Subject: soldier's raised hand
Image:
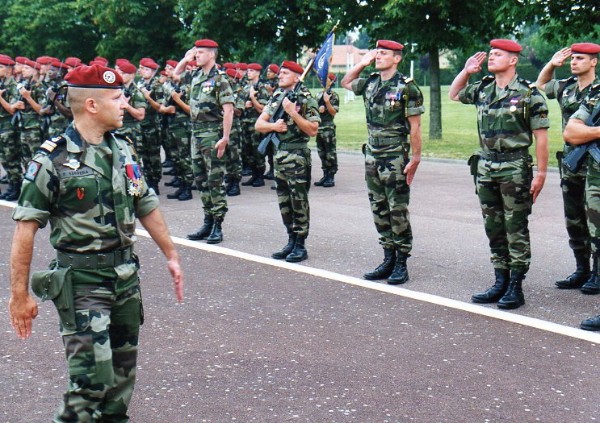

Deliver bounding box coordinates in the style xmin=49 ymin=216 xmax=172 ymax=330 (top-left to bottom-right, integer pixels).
xmin=464 ymin=52 xmax=487 ymax=74
xmin=551 ymin=48 xmax=572 ymax=67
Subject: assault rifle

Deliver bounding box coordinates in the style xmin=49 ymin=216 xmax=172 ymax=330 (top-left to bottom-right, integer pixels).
xmin=257 ymin=58 xmax=314 ymax=155
xmin=563 ymin=102 xmax=600 ymax=173
xmin=11 ymin=78 xmax=32 ymax=130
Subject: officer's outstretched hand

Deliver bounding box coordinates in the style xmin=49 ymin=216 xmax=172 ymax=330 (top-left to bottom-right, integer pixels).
xmin=403 ymin=157 xmax=421 ymax=186
xmin=530 ymin=172 xmax=546 ymax=203
xmin=9 ymin=293 xmax=38 ymax=339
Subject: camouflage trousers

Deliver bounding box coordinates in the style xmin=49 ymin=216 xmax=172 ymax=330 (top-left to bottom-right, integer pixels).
xmin=168 ymin=122 xmax=193 ymax=185
xmin=0 ymin=125 xmax=22 ymax=184
xmin=315 ymin=126 xmax=338 ymax=174
xmin=225 ymin=119 xmax=242 ymax=180
xmin=476 ymin=157 xmax=533 ymax=272
xmin=365 ymin=151 xmax=412 ymax=252
xmin=274 ymin=147 xmax=311 ymax=237
xmin=20 ymin=127 xmax=42 ymax=167
xmin=242 ymin=121 xmax=266 ymax=174
xmin=585 ymin=158 xmax=600 ymax=254
xmin=54 ymin=268 xmax=142 ymax=423
xmin=560 ymin=160 xmax=590 ymax=255
xmin=139 ymin=126 xmax=162 ymax=183
xmin=191 ymin=134 xmax=228 ymax=219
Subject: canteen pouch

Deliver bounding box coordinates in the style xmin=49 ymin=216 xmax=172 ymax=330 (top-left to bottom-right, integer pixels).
xmin=31 ymin=262 xmax=76 ymax=330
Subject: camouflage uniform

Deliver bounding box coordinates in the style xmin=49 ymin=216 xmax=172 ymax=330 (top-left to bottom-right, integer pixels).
xmin=139 ymin=77 xmax=164 ymax=187
xmin=225 ymin=75 xmax=244 ymax=185
xmin=12 ymin=124 xmax=159 ymax=422
xmin=18 ymin=79 xmax=47 ymax=166
xmin=240 ymin=80 xmax=271 ymax=181
xmin=459 ymin=74 xmax=550 ymax=273
xmin=263 ymin=85 xmax=320 ymax=238
xmin=114 ymin=83 xmax=146 ymax=151
xmin=546 ymin=75 xmax=599 ymax=285
xmin=351 ymin=72 xmax=425 ymax=253
xmin=315 ymin=89 xmax=340 ymax=177
xmin=0 ymin=77 xmax=22 ymax=193
xmin=189 ymin=65 xmax=234 ymax=220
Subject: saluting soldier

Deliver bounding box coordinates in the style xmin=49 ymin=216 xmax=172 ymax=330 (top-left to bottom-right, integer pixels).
xmin=314 ymin=72 xmax=340 ymax=188
xmin=174 ymin=39 xmax=234 ymax=244
xmin=449 ymin=39 xmax=550 ymax=309
xmin=8 ymin=63 xmax=183 ymax=422
xmin=341 ymin=40 xmax=424 ymax=285
xmin=536 ymin=42 xmax=600 ymax=291
xmin=256 ymin=60 xmax=321 ymax=262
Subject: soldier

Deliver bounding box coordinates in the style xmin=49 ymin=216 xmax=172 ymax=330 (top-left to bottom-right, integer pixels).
xmin=265 ymin=63 xmax=280 ymax=93
xmin=138 ymin=57 xmax=164 ymax=194
xmin=161 ymin=59 xmax=181 ymax=169
xmin=223 ymin=67 xmax=245 ymax=196
xmin=160 ymin=62 xmax=194 ymax=201
xmin=241 ymin=63 xmax=271 ymax=187
xmin=8 ymin=64 xmax=183 ymax=422
xmin=449 ymin=39 xmax=549 ymax=309
xmin=341 ymin=40 xmax=424 ymax=285
xmin=43 ymin=59 xmax=71 ymax=138
xmin=314 ymin=72 xmax=340 ymax=188
xmin=256 ymin=60 xmax=321 ymax=262
xmin=0 ymin=55 xmax=21 ymax=200
xmin=564 ymin=74 xmax=600 ymax=330
xmin=174 ymin=39 xmax=234 ymax=244
xmin=114 ymin=60 xmax=146 ymax=176
xmin=536 ymin=42 xmax=600 ymax=291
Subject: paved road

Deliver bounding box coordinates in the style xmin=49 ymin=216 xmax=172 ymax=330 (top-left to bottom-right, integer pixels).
xmin=1 ymin=153 xmax=599 ymax=422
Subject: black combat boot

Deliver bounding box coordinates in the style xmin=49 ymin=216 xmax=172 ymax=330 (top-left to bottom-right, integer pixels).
xmin=555 ymin=250 xmax=591 ymax=289
xmin=322 ymin=172 xmax=335 ymax=188
xmin=252 ymin=171 xmax=265 ymax=187
xmin=162 ymin=159 xmax=174 ymax=168
xmin=147 ymin=180 xmax=160 ymax=195
xmin=2 ymin=182 xmax=20 ymax=201
xmin=226 ymin=178 xmax=241 ymax=196
xmin=581 ymin=254 xmax=600 ymax=295
xmin=187 ymin=215 xmax=214 ymax=241
xmin=497 ymin=270 xmax=526 ymax=309
xmin=580 ymin=314 xmax=600 ymax=331
xmin=264 ymin=168 xmax=274 ymax=180
xmin=166 ymin=186 xmax=184 ymax=199
xmin=272 ymin=234 xmax=297 ymax=259
xmin=242 ymin=169 xmax=257 ymax=186
xmin=206 ymin=218 xmax=223 ymax=244
xmin=164 ymin=176 xmax=181 ymax=187
xmin=163 ymin=167 xmax=176 ymax=176
xmin=471 ymin=269 xmax=510 ymax=303
xmin=314 ymin=172 xmax=327 ymax=186
xmin=177 ymin=183 xmax=193 ymax=201
xmin=364 ymin=248 xmax=396 ymax=280
xmin=387 ymin=252 xmax=409 ymax=285
xmin=286 ymin=235 xmax=308 ymax=262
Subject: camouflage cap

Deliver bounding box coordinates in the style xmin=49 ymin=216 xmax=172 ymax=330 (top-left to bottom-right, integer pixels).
xmin=65 ymin=64 xmax=123 ymax=89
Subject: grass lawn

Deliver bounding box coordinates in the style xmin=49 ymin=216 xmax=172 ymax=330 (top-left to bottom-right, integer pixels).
xmin=324 ymin=85 xmax=563 ymax=168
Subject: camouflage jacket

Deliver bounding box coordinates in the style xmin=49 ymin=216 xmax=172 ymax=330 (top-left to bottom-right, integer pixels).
xmin=545 ymin=75 xmax=600 ymax=131
xmin=162 ymin=79 xmax=189 ymax=125
xmin=224 ymin=75 xmax=245 ymax=120
xmin=240 ymin=79 xmax=271 ymax=123
xmin=459 ymin=74 xmax=549 ymax=152
xmin=263 ymin=84 xmax=320 ymax=145
xmin=121 ymin=82 xmax=147 ymax=128
xmin=139 ymin=76 xmax=164 ymax=128
xmin=571 ymin=83 xmax=600 ymax=124
xmin=13 ymin=124 xmax=159 ymax=253
xmin=18 ymin=79 xmax=47 ymax=130
xmin=0 ymin=77 xmax=18 ymax=122
xmin=189 ymin=65 xmax=234 ymax=124
xmin=316 ymin=89 xmax=340 ymax=129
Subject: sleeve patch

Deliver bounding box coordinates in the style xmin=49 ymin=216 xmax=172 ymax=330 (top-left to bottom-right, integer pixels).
xmin=24 ymin=160 xmax=42 ymax=182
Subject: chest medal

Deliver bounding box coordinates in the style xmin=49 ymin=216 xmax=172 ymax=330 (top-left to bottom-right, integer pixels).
xmin=125 ymin=163 xmax=143 ymax=196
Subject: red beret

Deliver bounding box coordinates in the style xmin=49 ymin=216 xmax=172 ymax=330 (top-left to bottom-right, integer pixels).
xmin=490 ymin=39 xmax=522 ymax=53
xmin=281 ymin=60 xmax=303 ymax=75
xmin=64 ymin=57 xmax=82 ymax=68
xmin=118 ymin=61 xmax=137 ymax=74
xmin=160 ymin=70 xmax=167 ymax=77
xmin=225 ymin=68 xmax=238 ymax=79
xmin=115 ymin=58 xmax=129 ymax=68
xmin=571 ymin=43 xmax=600 ymax=55
xmin=89 ymin=60 xmax=105 ymax=66
xmin=166 ymin=59 xmax=179 ymax=68
xmin=36 ymin=56 xmax=54 ymax=65
xmin=236 ymin=63 xmax=248 ymax=71
xmin=223 ymin=62 xmax=235 ymax=69
xmin=65 ymin=65 xmax=123 ymax=89
xmin=94 ymin=56 xmax=109 ymax=66
xmin=247 ymin=63 xmax=262 ymax=71
xmin=51 ymin=59 xmax=68 ymax=69
xmin=139 ymin=57 xmax=159 ymax=70
xmin=0 ymin=55 xmax=15 ymax=66
xmin=25 ymin=59 xmax=40 ymax=70
xmin=377 ymin=40 xmax=404 ymax=51
xmin=328 ymin=72 xmax=337 ymax=81
xmin=15 ymin=56 xmax=29 ymax=65
xmin=268 ymin=64 xmax=280 ymax=73
xmin=194 ymin=39 xmax=218 ymax=48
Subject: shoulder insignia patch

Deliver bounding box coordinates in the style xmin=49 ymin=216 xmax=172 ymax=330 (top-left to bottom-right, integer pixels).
xmin=24 ymin=160 xmax=42 ymax=182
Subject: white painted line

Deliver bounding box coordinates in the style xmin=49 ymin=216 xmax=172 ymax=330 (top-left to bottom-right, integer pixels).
xmin=135 ymin=229 xmax=600 ymax=345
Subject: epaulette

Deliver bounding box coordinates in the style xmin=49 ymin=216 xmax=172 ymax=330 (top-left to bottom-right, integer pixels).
xmin=482 ymin=75 xmax=495 ymax=83
xmin=560 ymin=75 xmax=578 ymax=84
xmin=39 ymin=135 xmax=66 ymax=155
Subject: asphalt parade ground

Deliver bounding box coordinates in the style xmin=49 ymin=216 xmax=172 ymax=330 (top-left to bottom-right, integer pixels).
xmin=1 ymin=151 xmax=599 ymax=422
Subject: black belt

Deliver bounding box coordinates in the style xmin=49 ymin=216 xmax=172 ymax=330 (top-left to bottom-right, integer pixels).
xmin=480 ymin=149 xmax=528 ymax=162
xmin=56 ymin=247 xmax=134 ymax=269
xmin=368 ymin=136 xmax=406 ymax=147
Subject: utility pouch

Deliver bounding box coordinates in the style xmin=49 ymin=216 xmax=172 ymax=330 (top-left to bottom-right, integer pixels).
xmin=467 ymin=154 xmax=480 ymax=194
xmin=556 ymin=151 xmax=563 ymax=179
xmin=31 ymin=263 xmax=76 ymax=330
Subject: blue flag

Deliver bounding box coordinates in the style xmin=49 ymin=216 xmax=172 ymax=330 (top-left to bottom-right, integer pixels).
xmin=313 ymin=31 xmax=335 ymax=88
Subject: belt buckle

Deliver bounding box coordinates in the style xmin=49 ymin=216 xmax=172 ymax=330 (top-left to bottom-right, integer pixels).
xmin=97 ymin=253 xmax=108 ymax=267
